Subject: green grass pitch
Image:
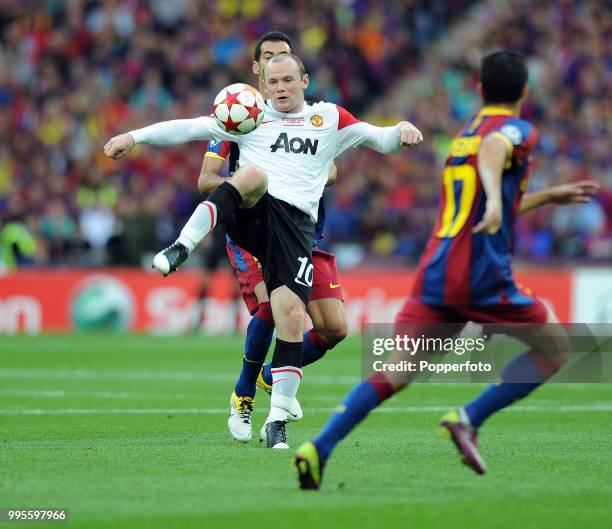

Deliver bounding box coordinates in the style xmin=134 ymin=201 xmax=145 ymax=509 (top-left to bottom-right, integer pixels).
xmin=1 ymin=335 xmax=611 ymax=528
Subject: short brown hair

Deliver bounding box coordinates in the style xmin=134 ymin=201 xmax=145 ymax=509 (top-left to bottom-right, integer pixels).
xmin=264 ymin=53 xmax=306 ymax=79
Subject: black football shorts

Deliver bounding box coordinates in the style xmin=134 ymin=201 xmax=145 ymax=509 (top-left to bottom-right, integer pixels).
xmin=225 ymin=193 xmax=315 ymax=307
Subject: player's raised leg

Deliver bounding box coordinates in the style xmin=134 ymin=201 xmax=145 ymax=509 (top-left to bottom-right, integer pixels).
xmin=153 ymin=165 xmax=267 ymax=276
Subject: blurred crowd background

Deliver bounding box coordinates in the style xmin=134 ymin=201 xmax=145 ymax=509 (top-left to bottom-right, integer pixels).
xmin=0 ymin=0 xmax=610 ymax=272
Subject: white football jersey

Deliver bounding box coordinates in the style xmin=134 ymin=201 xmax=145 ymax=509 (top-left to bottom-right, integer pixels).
xmin=130 ymin=101 xmax=402 ymax=222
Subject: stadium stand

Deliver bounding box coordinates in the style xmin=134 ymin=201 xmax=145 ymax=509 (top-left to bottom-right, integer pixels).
xmin=0 ymin=0 xmax=608 ymax=269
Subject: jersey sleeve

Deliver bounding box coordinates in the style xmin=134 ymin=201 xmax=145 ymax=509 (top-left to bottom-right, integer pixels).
xmin=489 ymin=119 xmax=538 ymax=165
xmin=130 ymin=116 xmax=239 ymax=146
xmin=337 ymin=105 xmax=361 ymax=129
xmin=334 ymin=105 xmax=401 ymax=156
xmin=204 ymin=139 xmax=233 ymax=161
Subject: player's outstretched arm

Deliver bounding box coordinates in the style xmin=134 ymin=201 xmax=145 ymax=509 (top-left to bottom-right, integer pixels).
xmin=473 ymin=134 xmax=507 ymax=235
xmin=104 ymin=117 xmax=231 ymax=159
xmin=519 ymin=180 xmax=600 ymax=214
xmin=335 ymin=107 xmax=423 ymax=156
xmin=355 ymin=120 xmax=422 ymax=153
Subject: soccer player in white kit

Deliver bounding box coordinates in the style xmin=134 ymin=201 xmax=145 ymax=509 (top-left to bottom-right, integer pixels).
xmin=104 ymin=53 xmax=423 ymax=448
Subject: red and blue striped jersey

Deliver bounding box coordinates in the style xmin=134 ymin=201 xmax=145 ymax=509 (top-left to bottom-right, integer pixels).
xmin=413 ymin=106 xmax=538 ymax=307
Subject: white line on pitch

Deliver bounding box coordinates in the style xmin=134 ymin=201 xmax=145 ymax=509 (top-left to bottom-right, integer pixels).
xmin=0 ymin=389 xmax=194 ymax=399
xmin=1 ymin=370 xmax=610 ymax=388
xmin=0 ymin=408 xmax=229 ymax=415
xmin=0 ymin=369 xmax=360 ymax=384
xmin=0 ymin=404 xmax=610 ymax=415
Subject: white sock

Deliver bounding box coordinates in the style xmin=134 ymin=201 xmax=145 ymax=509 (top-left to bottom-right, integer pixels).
xmin=177 ymin=201 xmax=217 ymax=252
xmin=267 ymin=367 xmax=302 ymax=423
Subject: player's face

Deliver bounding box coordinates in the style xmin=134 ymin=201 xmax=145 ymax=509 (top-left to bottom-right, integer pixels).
xmin=265 ymin=59 xmax=309 ymax=114
xmin=253 ymin=41 xmax=292 ymax=78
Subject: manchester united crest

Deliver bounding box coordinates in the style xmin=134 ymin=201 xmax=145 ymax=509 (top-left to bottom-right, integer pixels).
xmin=311 ymin=114 xmax=323 ymax=127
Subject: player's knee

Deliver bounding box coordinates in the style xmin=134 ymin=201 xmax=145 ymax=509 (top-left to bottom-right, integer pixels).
xmin=286 ymin=308 xmax=305 ymax=336
xmin=276 ymin=304 xmax=305 ymax=340
xmin=232 ymin=165 xmax=267 ymax=205
xmin=246 ymin=165 xmax=267 ymax=191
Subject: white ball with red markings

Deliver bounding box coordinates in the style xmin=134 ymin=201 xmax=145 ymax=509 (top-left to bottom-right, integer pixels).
xmin=213 ymin=83 xmax=266 ymax=135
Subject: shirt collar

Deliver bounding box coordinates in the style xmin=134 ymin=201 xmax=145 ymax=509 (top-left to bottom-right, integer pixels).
xmin=478 ymin=105 xmax=514 ymax=117
xmin=265 ymin=99 xmax=310 ymax=117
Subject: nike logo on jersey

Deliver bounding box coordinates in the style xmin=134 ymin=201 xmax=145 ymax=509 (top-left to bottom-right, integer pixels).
xmin=329 ymin=283 xmax=341 ymax=289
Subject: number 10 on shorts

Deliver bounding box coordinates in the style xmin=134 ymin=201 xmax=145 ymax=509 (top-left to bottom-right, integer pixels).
xmin=295 ymin=257 xmax=313 ymax=287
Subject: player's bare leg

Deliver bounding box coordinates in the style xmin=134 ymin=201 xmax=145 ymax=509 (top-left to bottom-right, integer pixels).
xmin=259 ymin=297 xmax=348 ymax=391
xmin=309 ymin=297 xmax=348 ymax=348
xmin=260 ymin=286 xmax=305 ymax=449
xmin=264 ymin=296 xmax=346 ymax=416
xmin=153 ymin=165 xmax=267 ymax=275
xmin=228 ymin=282 xmax=303 ymax=441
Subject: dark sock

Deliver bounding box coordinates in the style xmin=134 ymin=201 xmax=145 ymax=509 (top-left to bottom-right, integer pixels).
xmin=464 ymin=351 xmax=558 ymax=428
xmin=271 ymin=338 xmax=303 ymax=369
xmin=262 ymin=328 xmax=329 ymax=385
xmin=314 ymin=373 xmax=395 ymax=462
xmin=269 ymin=338 xmax=304 ymax=419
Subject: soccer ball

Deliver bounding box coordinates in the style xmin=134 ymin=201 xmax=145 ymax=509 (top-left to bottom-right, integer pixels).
xmin=212 ymin=83 xmax=265 ymax=135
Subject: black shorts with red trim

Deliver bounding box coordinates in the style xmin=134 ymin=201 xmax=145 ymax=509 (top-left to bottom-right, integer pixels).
xmin=225 ymin=193 xmax=315 ymax=307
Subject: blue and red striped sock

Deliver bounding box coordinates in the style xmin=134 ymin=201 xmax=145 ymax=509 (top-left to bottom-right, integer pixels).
xmin=464 ymin=351 xmax=558 ymax=428
xmin=313 ymin=373 xmax=395 ymax=463
xmin=234 ymin=302 xmax=274 ymax=398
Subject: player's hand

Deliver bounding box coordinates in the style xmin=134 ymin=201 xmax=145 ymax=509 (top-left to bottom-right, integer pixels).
xmin=326 ymin=163 xmax=338 ymax=187
xmin=547 ymin=180 xmax=600 ymax=205
xmin=398 ymin=121 xmax=423 ymax=148
xmin=473 ymin=199 xmax=502 ymax=235
xmin=104 ymin=133 xmax=136 ymax=159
